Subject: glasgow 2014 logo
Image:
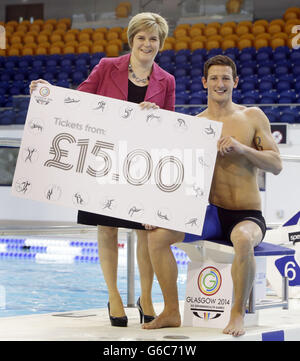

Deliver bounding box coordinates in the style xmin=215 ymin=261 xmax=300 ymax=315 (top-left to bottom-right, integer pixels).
xmin=198 ymin=266 xmax=222 ymax=296
xmin=39 ymin=87 xmax=50 ymax=97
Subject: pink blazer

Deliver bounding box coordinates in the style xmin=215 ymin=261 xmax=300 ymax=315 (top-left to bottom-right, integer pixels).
xmin=77 ymin=53 xmax=175 ymax=111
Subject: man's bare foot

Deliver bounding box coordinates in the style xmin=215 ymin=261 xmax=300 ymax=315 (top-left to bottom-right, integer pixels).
xmin=223 ymin=310 xmax=245 ymax=337
xmin=142 ymin=309 xmax=181 ymax=329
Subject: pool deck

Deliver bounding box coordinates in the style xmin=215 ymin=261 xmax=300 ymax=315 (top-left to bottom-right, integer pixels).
xmin=1 ymin=299 xmax=300 ymax=341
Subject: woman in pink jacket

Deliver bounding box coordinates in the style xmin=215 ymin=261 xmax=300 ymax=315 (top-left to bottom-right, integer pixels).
xmin=30 ymin=12 xmax=175 ymax=327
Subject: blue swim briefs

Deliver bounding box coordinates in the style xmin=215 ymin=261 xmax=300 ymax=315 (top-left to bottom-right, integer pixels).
xmin=183 ymin=204 xmax=266 ymax=243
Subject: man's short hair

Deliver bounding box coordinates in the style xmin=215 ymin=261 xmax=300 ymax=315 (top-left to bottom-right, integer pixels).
xmin=204 ymin=55 xmax=238 ymax=80
xmin=127 ymin=12 xmax=169 ymax=51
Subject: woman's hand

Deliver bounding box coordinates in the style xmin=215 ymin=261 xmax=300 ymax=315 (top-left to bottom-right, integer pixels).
xmin=139 ymin=102 xmax=159 ymax=110
xmin=29 ymin=79 xmax=51 ymax=95
xmin=142 ymin=224 xmax=157 ymax=230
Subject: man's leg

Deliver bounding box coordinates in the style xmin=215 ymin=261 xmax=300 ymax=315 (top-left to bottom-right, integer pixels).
xmin=142 ymin=228 xmax=185 ymax=329
xmin=223 ymin=220 xmax=263 ymax=337
xmin=136 ymin=229 xmax=155 ymax=317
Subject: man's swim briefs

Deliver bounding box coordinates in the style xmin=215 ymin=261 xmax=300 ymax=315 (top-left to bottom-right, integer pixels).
xmin=183 ymin=204 xmax=266 ymax=243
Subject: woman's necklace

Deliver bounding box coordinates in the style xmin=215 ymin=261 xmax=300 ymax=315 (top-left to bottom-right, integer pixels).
xmin=128 ymin=64 xmax=150 ymax=84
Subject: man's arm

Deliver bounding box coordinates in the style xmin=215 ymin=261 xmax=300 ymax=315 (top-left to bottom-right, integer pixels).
xmin=218 ymin=107 xmax=283 ymax=175
xmin=246 ymin=107 xmax=282 ymax=174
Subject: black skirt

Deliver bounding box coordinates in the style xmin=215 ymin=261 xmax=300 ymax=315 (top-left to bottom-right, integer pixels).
xmin=77 ymin=210 xmax=146 ymax=229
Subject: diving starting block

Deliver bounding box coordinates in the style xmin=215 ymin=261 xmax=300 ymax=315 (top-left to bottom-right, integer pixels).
xmin=264 ymin=211 xmax=300 ymax=298
xmin=175 ymin=239 xmax=295 ymax=329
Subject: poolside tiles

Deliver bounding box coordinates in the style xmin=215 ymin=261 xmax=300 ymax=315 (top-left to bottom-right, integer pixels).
xmin=0 ymin=300 xmax=300 ymax=341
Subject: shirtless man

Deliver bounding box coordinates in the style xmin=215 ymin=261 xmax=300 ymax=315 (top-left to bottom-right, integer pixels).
xmin=143 ymin=55 xmax=282 ymax=336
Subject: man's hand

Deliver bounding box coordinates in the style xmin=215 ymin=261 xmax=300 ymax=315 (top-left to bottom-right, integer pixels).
xmin=218 ymin=136 xmax=245 ymax=156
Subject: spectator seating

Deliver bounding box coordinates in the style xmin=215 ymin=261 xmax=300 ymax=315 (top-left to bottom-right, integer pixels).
xmin=0 ymin=7 xmax=300 ymax=124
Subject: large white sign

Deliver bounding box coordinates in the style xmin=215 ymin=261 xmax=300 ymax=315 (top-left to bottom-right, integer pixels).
xmin=183 ymin=261 xmax=233 ymax=328
xmin=12 ymin=85 xmax=222 ymax=235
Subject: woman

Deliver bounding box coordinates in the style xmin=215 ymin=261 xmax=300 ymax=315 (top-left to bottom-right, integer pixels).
xmin=30 ymin=12 xmax=175 ymax=327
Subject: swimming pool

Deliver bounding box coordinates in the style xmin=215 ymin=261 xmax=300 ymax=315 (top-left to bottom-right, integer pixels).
xmin=0 ymin=240 xmax=188 ymax=318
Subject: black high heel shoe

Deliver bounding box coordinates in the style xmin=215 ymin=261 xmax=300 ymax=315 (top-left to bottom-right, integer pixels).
xmin=107 ymin=302 xmax=128 ymax=327
xmin=136 ymin=297 xmax=155 ymax=324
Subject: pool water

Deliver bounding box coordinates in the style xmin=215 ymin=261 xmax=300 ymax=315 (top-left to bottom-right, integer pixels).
xmin=0 ymin=254 xmax=188 ymax=318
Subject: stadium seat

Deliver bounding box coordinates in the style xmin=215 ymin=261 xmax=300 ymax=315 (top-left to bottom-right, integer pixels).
xmin=190 ymin=67 xmax=202 ymax=78
xmin=223 ymin=50 xmax=237 ymax=62
xmin=159 ymin=54 xmax=173 ymax=68
xmin=274 ymin=64 xmax=290 ymax=77
xmin=174 ymin=106 xmax=187 ymax=115
xmin=280 ymin=107 xmax=299 ymax=123
xmin=72 ymin=71 xmax=85 ymax=85
xmin=273 ymin=51 xmax=288 ymax=63
xmin=257 ymin=46 xmax=273 ymax=56
xmin=260 ymin=90 xmax=278 ymax=104
xmin=12 ymin=96 xmax=30 ymax=111
xmin=0 ymin=73 xmax=11 ymax=82
xmin=57 ymin=71 xmax=69 ymax=81
xmin=207 ymin=48 xmax=223 ymax=57
xmin=263 ymin=106 xmax=280 ymax=122
xmin=90 ymin=52 xmax=105 ymax=66
xmin=240 ymin=80 xmax=256 ymax=92
xmin=176 ymin=82 xmax=188 ymax=93
xmin=174 ymin=68 xmax=189 ymax=78
xmin=75 ymin=57 xmax=88 ymax=68
xmin=42 ymin=72 xmax=55 ymax=83
xmin=15 ymin=109 xmax=28 ymax=124
xmin=292 ymin=64 xmax=300 ymax=76
xmin=105 ymin=44 xmax=119 ymax=57
xmin=256 ymin=51 xmax=272 ymax=64
xmin=9 ymin=85 xmax=23 ymax=96
xmin=159 ymin=62 xmax=175 ymax=74
xmin=175 ymin=51 xmax=190 ymax=61
xmin=276 ymin=80 xmax=293 ymax=92
xmin=0 ymin=109 xmax=15 ymax=125
xmin=190 ymin=81 xmax=203 ymax=93
xmin=278 ymin=89 xmax=297 ymax=103
xmin=0 ymin=95 xmax=6 ymax=107
xmin=240 ymin=66 xmax=255 ymax=77
xmin=189 ymin=91 xmax=207 ymax=105
xmin=241 ymin=90 xmax=259 ymax=104
xmin=291 ymin=51 xmax=300 ymax=63
xmin=232 ymin=89 xmax=242 ymax=104
xmin=236 ymin=24 xmax=250 ymax=37
xmin=258 ymin=79 xmax=273 ymax=92
xmin=33 ymin=58 xmax=44 ymax=68
xmin=239 ymin=52 xmax=253 ymax=62
xmin=294 ymin=76 xmax=300 ymax=92
xmin=192 ymin=48 xmax=207 ymax=57
xmin=56 ymin=79 xmax=70 ymax=88
xmin=238 ymin=59 xmax=256 ymax=71
xmin=257 ymin=65 xmax=273 ymax=77
xmin=190 ymin=40 xmax=205 ymax=52
xmin=176 ymin=92 xmax=190 ymax=105
xmin=271 ymin=37 xmax=286 ymax=49
xmin=224 ymin=46 xmax=239 ymax=57
xmin=277 ymin=73 xmax=295 ymax=83
xmin=191 ymin=54 xmax=205 ymax=67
